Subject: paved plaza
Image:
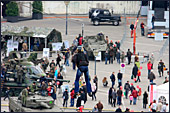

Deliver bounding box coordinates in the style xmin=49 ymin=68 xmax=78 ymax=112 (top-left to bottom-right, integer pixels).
xmin=1 ymin=15 xmax=169 ymax=112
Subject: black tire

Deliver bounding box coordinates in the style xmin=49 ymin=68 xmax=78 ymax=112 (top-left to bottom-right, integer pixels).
xmin=93 ymin=20 xmax=100 ymax=26
xmin=113 ymin=21 xmax=119 ymax=26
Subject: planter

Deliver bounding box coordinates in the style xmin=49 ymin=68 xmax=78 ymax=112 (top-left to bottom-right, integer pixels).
xmin=6 ymin=16 xmax=18 ymax=22
xmin=32 ymin=13 xmax=43 ymax=19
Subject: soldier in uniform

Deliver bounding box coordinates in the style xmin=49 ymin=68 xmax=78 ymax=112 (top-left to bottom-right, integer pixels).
xmin=17 ymin=65 xmax=24 ymax=83
xmin=30 ymin=82 xmax=38 ymax=93
xmin=21 ymin=86 xmax=30 ymax=107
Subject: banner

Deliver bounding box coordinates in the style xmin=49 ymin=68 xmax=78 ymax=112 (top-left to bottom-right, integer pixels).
xmin=7 ymin=47 xmax=14 ymax=57
xmin=7 ymin=40 xmax=13 ymax=48
xmin=64 ymin=41 xmax=69 ymax=49
xmin=120 ymin=63 xmax=126 ymax=73
xmin=52 ymin=43 xmax=62 ymax=51
xmin=43 ymin=48 xmax=49 ymax=58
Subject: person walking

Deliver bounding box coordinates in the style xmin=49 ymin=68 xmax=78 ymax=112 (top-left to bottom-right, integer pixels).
xmin=147 ymin=60 xmax=152 ymax=76
xmin=92 ymin=83 xmax=97 ymax=101
xmin=110 ymin=72 xmax=116 ymax=88
xmin=143 ymin=91 xmax=148 ymax=109
xmin=112 ymin=89 xmax=117 ymax=107
xmin=93 ymin=75 xmax=98 ymax=92
xmin=116 ymin=50 xmax=121 ymax=64
xmin=151 ymin=14 xmax=155 ymax=29
xmin=129 ymin=94 xmax=133 ymax=105
xmin=148 ymin=70 xmax=156 ymax=83
xmin=3 ymin=87 xmax=10 ymax=101
xmin=108 ymin=87 xmax=113 ymax=105
xmin=109 ymin=46 xmax=114 ymax=64
xmin=105 ymin=51 xmax=109 ymax=65
xmin=117 ymin=70 xmax=123 ymax=87
xmin=136 ymin=70 xmax=141 ymax=82
xmin=132 ymin=88 xmax=138 ymax=105
xmin=72 ymin=47 xmax=92 ymax=97
xmin=96 ymin=101 xmax=103 ymax=112
xmin=130 ymin=83 xmax=135 ymax=93
xmin=70 ymin=88 xmax=75 ymax=107
xmin=63 ymin=88 xmax=69 ymax=107
xmin=116 ymin=40 xmax=120 ymax=50
xmin=132 ymin=64 xmax=138 ymax=82
xmin=150 ymin=53 xmax=155 ymax=69
xmin=124 ymin=81 xmax=130 ymax=99
xmin=130 ymin=22 xmax=134 ymax=38
xmin=140 ymin=21 xmax=145 ymax=36
xmin=56 ymin=54 xmax=61 ymax=68
xmin=127 ymin=49 xmax=132 ymax=65
xmin=158 ymin=59 xmax=165 ymax=77
xmin=121 ymin=51 xmax=125 ymax=63
xmin=76 ymin=93 xmax=81 ymax=108
xmin=117 ymin=88 xmax=122 ymax=105
xmin=113 ymin=44 xmax=117 ymax=61
xmin=65 ymin=49 xmax=70 ymax=66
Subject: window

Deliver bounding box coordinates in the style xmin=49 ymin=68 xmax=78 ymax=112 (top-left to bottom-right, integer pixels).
xmin=103 ymin=11 xmax=110 ymax=15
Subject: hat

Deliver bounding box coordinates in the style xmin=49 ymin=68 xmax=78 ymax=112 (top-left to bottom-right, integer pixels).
xmin=131 ymin=83 xmax=133 ymax=85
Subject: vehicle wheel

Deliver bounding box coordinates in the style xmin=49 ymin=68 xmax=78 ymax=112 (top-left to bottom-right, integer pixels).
xmin=113 ymin=21 xmax=119 ymax=26
xmin=93 ymin=20 xmax=99 ymax=26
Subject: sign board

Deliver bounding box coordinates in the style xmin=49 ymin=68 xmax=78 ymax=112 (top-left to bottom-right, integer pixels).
xmin=64 ymin=41 xmax=69 ymax=49
xmin=149 ymin=83 xmax=157 ymax=104
xmin=155 ymin=33 xmax=163 ymax=41
xmin=7 ymin=40 xmax=13 ymax=48
xmin=43 ymin=48 xmax=49 ymax=58
xmin=120 ymin=63 xmax=126 ymax=73
xmin=52 ymin=43 xmax=62 ymax=51
xmin=7 ymin=47 xmax=14 ymax=57
xmin=95 ymin=52 xmax=101 ymax=61
xmin=13 ymin=41 xmax=18 ymax=50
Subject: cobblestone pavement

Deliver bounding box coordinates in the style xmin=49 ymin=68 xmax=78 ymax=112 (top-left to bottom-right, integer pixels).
xmin=1 ymin=15 xmax=169 ymax=112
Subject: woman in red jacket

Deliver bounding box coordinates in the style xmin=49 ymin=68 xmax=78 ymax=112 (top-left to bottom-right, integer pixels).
xmin=147 ymin=60 xmax=152 ymax=76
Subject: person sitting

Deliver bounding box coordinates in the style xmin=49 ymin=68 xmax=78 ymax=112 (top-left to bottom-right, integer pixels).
xmin=102 ymin=77 xmax=108 ymax=87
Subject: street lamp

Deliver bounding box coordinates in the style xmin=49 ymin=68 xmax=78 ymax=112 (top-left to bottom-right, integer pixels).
xmin=82 ymin=23 xmax=84 ymax=37
xmin=64 ymin=1 xmax=70 ymax=35
xmin=93 ymin=49 xmax=99 ymax=75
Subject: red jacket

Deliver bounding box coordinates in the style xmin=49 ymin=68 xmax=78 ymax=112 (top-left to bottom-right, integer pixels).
xmin=132 ymin=90 xmax=138 ymax=98
xmin=137 ymin=70 xmax=141 ymax=76
xmin=70 ymin=90 xmax=75 ymax=99
xmin=47 ymin=87 xmax=51 ymax=96
xmin=147 ymin=63 xmax=152 ymax=70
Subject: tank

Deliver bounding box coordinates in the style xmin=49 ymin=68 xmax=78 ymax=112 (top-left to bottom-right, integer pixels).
xmin=9 ymin=91 xmax=61 ymax=112
xmin=83 ymin=34 xmax=107 ymax=60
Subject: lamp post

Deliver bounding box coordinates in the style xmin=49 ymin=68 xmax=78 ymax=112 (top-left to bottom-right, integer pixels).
xmin=93 ymin=49 xmax=99 ymax=75
xmin=64 ymin=1 xmax=70 ymax=35
xmin=82 ymin=23 xmax=84 ymax=37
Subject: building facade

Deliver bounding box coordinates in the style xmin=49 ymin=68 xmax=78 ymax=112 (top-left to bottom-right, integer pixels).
xmin=2 ymin=1 xmax=141 ymax=17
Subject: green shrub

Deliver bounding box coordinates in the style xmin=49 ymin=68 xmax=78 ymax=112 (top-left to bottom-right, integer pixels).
xmin=32 ymin=1 xmax=43 ymax=13
xmin=5 ymin=2 xmax=19 ymax=16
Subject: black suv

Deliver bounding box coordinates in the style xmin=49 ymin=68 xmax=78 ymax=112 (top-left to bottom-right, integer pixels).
xmin=89 ymin=8 xmax=121 ymax=26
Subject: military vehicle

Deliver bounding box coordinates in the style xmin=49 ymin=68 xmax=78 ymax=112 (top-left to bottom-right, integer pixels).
xmin=9 ymin=91 xmax=61 ymax=112
xmin=1 ymin=51 xmax=70 ymax=96
xmin=83 ymin=34 xmax=107 ymax=60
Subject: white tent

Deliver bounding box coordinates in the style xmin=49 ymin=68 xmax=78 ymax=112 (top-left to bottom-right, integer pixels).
xmin=156 ymin=82 xmax=169 ymax=111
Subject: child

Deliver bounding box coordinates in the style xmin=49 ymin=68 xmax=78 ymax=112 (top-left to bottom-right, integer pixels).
xmin=129 ymin=94 xmax=133 ymax=105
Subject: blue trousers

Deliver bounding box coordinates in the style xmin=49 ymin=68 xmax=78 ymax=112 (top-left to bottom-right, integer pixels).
xmin=141 ymin=28 xmax=144 ymax=36
xmin=70 ymin=98 xmax=74 ymax=107
xmin=112 ymin=81 xmax=115 ymax=88
xmin=73 ymin=62 xmax=76 ymax=70
xmin=133 ymin=97 xmax=137 ymax=105
xmin=152 ymin=22 xmax=154 ymax=29
xmin=117 ymin=96 xmax=121 ymax=105
xmin=148 ymin=70 xmax=151 ymax=76
xmin=105 ymin=57 xmax=108 ymax=64
xmin=75 ymin=66 xmax=92 ymax=93
xmin=66 ymin=59 xmax=69 ymax=66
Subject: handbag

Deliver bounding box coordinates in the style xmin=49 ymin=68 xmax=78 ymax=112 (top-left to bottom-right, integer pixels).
xmin=131 ymin=75 xmax=134 ymax=79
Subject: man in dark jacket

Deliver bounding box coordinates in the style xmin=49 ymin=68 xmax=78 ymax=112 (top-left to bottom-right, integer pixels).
xmin=130 ymin=22 xmax=134 ymax=38
xmin=124 ymin=81 xmax=130 ymax=99
xmin=132 ymin=64 xmax=138 ymax=82
xmin=148 ymin=70 xmax=156 ymax=83
xmin=96 ymin=101 xmax=103 ymax=112
xmin=110 ymin=72 xmax=116 ymax=88
xmin=140 ymin=21 xmax=145 ymax=36
xmin=130 ymin=83 xmax=135 ymax=93
xmin=108 ymin=87 xmax=113 ymax=105
xmin=117 ymin=88 xmax=122 ymax=105
xmin=158 ymin=59 xmax=165 ymax=77
xmin=80 ymin=82 xmax=87 ymax=104
xmin=112 ymin=89 xmax=117 ymax=107
xmin=127 ymin=49 xmax=132 ymax=65
xmin=151 ymin=14 xmax=155 ymax=29
xmin=109 ymin=46 xmax=114 ymax=64
xmin=73 ymin=46 xmax=92 ymax=97
xmin=113 ymin=45 xmax=117 ymax=61
xmin=56 ymin=54 xmax=61 ymax=67
xmin=115 ymin=40 xmax=120 ymax=50
xmin=143 ymin=91 xmax=148 ymax=109
xmin=80 ymin=90 xmax=86 ymax=106
xmin=116 ymin=50 xmax=121 ymax=64
xmin=63 ymin=88 xmax=69 ymax=107
xmin=117 ymin=70 xmax=123 ymax=87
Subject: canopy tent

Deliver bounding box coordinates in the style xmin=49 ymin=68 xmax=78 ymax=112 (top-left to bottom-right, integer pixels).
xmin=156 ymin=82 xmax=169 ymax=111
xmin=1 ymin=24 xmax=62 ymax=53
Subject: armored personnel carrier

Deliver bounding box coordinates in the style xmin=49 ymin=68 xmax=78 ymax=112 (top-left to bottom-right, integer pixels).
xmin=9 ymin=91 xmax=61 ymax=112
xmin=83 ymin=34 xmax=107 ymax=60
